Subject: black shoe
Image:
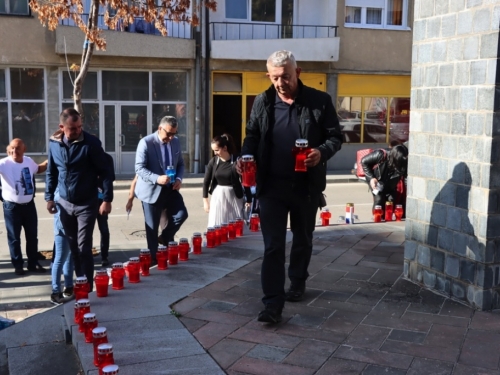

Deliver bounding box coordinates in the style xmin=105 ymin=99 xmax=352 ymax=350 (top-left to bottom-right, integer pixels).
xmin=62 ymin=287 xmax=74 ymax=298
xmin=286 ymin=283 xmax=306 ymax=302
xmin=257 ymin=305 xmax=283 ymax=324
xmin=101 ymin=258 xmax=110 ymax=267
xmin=27 ymin=264 xmax=47 ymax=273
xmin=37 ymin=252 xmax=47 ymax=260
xmin=50 ymin=292 xmax=72 ymax=305
xmin=14 ymin=267 xmax=25 ymax=276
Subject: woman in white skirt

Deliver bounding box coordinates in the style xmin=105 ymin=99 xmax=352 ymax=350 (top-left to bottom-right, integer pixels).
xmin=203 ymin=134 xmax=245 ymax=227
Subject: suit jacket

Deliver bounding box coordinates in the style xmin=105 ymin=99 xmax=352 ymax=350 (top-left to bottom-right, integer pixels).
xmin=134 ymin=132 xmax=185 ymax=204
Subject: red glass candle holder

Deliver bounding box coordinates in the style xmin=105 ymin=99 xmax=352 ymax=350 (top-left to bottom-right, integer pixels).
xmin=92 ymin=327 xmax=108 ymax=367
xmin=206 ymin=228 xmax=215 ymax=248
xmin=75 ymin=276 xmax=90 ymax=301
xmin=97 ymin=343 xmax=114 ymax=374
xmin=373 ymin=205 xmax=383 ymax=223
xmin=83 ymin=313 xmax=98 ymax=343
xmin=250 ymin=214 xmax=260 ymax=232
xmin=214 ymin=225 xmax=222 ymax=246
xmin=76 ymin=299 xmax=90 ymax=332
xmin=241 ymin=155 xmax=256 ymax=187
xmin=168 ymin=241 xmax=179 ymax=265
xmin=235 ymin=218 xmax=244 ymax=237
xmin=395 ymin=204 xmax=404 ymax=221
xmin=385 ymin=202 xmax=394 ymax=222
xmin=95 ymin=270 xmax=109 ymax=297
xmin=128 ymin=257 xmax=141 ymax=283
xmin=102 ymin=364 xmax=119 ymax=375
xmin=220 ymin=223 xmax=229 ymax=243
xmin=192 ymin=233 xmax=202 ymax=254
xmin=228 ymin=220 xmax=236 ymax=239
xmin=320 ymin=208 xmax=331 ymax=226
xmin=139 ymin=249 xmax=151 ymax=276
xmin=179 ymin=238 xmax=189 ymax=261
xmin=157 ymin=245 xmax=168 ymax=270
xmin=111 ymin=263 xmax=125 ymax=290
xmin=292 ymin=139 xmax=311 ymax=172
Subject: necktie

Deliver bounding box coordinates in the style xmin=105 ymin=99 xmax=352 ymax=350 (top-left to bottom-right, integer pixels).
xmin=164 ymin=143 xmax=170 ymax=168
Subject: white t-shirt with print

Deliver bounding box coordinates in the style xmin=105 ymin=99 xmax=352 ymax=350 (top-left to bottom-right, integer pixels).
xmin=0 ymin=156 xmax=38 ymax=204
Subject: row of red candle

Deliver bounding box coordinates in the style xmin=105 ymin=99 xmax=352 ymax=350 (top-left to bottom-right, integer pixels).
xmin=373 ymin=203 xmax=404 ymax=222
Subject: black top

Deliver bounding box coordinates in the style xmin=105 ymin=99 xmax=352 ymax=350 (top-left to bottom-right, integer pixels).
xmin=213 ymin=159 xmax=234 ymax=186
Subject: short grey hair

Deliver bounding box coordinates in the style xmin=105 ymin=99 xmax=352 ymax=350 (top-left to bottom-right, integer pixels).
xmin=159 ymin=116 xmax=178 ymax=128
xmin=266 ymin=50 xmax=297 ymax=68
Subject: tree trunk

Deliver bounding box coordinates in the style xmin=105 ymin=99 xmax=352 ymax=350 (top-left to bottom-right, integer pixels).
xmin=73 ymin=0 xmax=99 ymax=118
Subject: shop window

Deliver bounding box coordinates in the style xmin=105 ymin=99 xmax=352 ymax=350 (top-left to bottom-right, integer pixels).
xmin=152 ymin=72 xmax=187 ymax=102
xmin=225 ymin=0 xmax=277 ymax=23
xmin=62 ymin=72 xmax=98 ymax=100
xmin=0 ymin=102 xmax=8 ymax=151
xmin=0 ymin=70 xmax=5 ymax=98
xmin=11 ymin=103 xmax=45 ymax=152
xmin=102 ymin=71 xmax=148 ymax=101
xmin=10 ymin=68 xmax=44 ymax=100
xmin=345 ymin=0 xmax=408 ymax=29
xmin=388 ymin=97 xmax=410 ymax=145
xmin=0 ymin=0 xmax=29 ymax=15
xmin=226 ymin=0 xmax=247 ymax=19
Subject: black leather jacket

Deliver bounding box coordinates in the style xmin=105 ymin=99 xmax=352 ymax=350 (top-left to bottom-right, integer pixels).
xmin=361 ymin=149 xmax=405 ymax=191
xmin=241 ymin=80 xmax=343 ymax=196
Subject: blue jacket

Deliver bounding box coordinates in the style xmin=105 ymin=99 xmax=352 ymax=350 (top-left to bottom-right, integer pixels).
xmin=45 ymin=130 xmax=114 ymax=204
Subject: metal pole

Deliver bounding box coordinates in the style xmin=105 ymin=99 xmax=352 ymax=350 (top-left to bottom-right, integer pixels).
xmin=193 ymin=0 xmax=202 ymax=173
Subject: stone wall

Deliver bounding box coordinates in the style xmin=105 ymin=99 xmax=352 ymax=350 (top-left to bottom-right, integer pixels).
xmin=404 ymin=0 xmax=500 ymax=310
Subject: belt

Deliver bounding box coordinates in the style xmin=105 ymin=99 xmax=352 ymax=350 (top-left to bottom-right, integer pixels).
xmin=5 ymin=200 xmax=33 ymax=206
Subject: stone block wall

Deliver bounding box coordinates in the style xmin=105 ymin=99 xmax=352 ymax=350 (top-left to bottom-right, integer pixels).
xmin=404 ymin=0 xmax=500 ymax=310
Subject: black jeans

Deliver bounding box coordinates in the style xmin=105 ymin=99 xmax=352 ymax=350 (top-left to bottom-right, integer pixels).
xmin=57 ymin=197 xmax=99 ymax=290
xmin=97 ymin=200 xmax=110 ymax=260
xmin=258 ymin=180 xmax=319 ymax=308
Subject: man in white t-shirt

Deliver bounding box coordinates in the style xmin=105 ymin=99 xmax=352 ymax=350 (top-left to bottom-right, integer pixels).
xmin=0 ymin=138 xmax=48 ymax=275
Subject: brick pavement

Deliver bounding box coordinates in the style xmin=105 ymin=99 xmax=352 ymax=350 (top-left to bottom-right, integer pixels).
xmin=173 ymin=226 xmax=500 ymax=375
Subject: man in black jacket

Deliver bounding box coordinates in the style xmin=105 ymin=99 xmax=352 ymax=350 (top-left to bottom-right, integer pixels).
xmin=236 ymin=50 xmax=343 ymax=323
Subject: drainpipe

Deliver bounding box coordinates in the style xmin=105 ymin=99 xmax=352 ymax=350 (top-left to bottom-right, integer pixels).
xmin=193 ymin=0 xmax=202 ymax=174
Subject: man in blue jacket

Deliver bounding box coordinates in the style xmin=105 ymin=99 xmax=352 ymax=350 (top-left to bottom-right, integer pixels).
xmin=237 ymin=50 xmax=343 ymax=323
xmin=45 ymin=108 xmax=114 ymax=289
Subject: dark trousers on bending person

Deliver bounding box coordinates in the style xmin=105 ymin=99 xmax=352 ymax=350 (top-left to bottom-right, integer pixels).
xmin=57 ymin=197 xmax=99 ymax=290
xmin=142 ymin=186 xmax=188 ymax=260
xmin=3 ymin=200 xmax=38 ymax=269
xmin=258 ymin=180 xmax=319 ymax=309
xmin=97 ymin=200 xmax=110 ymax=260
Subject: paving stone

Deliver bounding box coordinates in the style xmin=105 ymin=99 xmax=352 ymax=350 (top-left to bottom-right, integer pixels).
xmin=317 ymin=285 xmax=359 ymax=301
xmin=407 ymin=357 xmax=453 ymax=375
xmin=363 ymin=313 xmax=431 ymax=332
xmin=230 ymin=356 xmax=314 ymax=375
xmin=453 ymin=363 xmax=500 ymax=375
xmin=388 ymin=329 xmax=427 ymax=343
xmin=285 ymin=301 xmax=335 ymax=319
xmin=193 ymin=321 xmax=240 ymax=349
xmin=344 ymin=325 xmax=391 ymax=350
xmin=380 ymin=340 xmax=459 ymax=362
xmin=201 ymin=300 xmax=238 ymax=312
xmin=282 ymin=339 xmax=338 ymax=369
xmin=403 ymin=311 xmax=469 ymax=327
xmin=288 ymin=314 xmax=327 ymax=328
xmin=363 ymin=255 xmax=390 ymax=263
xmin=172 ymin=296 xmax=209 ymax=315
xmin=190 ymin=288 xmax=250 ymax=304
xmin=309 ymin=269 xmax=347 ymax=284
xmin=362 ymin=365 xmax=406 ymax=375
xmin=334 ymin=252 xmax=366 ymax=265
xmin=470 ymin=311 xmax=500 ymax=331
xmin=321 ymin=311 xmax=366 ymax=335
xmin=228 ymin=327 xmax=302 ymax=349
xmin=407 ymin=289 xmax=446 ymax=314
xmin=205 ymin=276 xmax=247 ymax=292
xmin=439 ymin=299 xmax=473 ymax=318
xmin=343 ymin=272 xmax=373 ymax=281
xmin=185 ymin=308 xmax=253 ymax=326
xmin=226 ymin=285 xmax=263 ymax=299
xmin=348 ymin=287 xmax=388 ymax=306
xmin=310 ymin=299 xmax=372 ymax=314
xmin=358 ymin=261 xmax=403 ymax=271
xmin=371 ymin=300 xmax=410 ymax=318
xmin=317 ymin=247 xmax=350 ymax=259
xmin=276 ymin=323 xmax=348 ymax=344
xmin=228 ymin=297 xmax=262 ymax=318
xmin=179 ymin=316 xmax=208 ymax=333
xmin=326 ymin=263 xmax=378 ymax=275
xmin=316 ymin=357 xmax=366 ymax=375
xmin=423 ymin=324 xmax=467 ymax=348
xmin=333 ymin=345 xmax=413 ymax=369
xmin=459 ymin=329 xmax=500 ymax=369
xmin=246 ymin=344 xmax=292 ymax=362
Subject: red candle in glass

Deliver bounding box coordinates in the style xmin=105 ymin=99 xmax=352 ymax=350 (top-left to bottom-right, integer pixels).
xmin=92 ymin=327 xmax=108 ymax=366
xmin=179 ymin=238 xmax=189 ymax=261
xmin=192 ymin=232 xmax=202 ymax=254
xmin=83 ymin=313 xmax=98 ymax=343
xmin=373 ymin=205 xmax=383 ymax=223
xmin=76 ymin=299 xmax=90 ymax=332
xmin=235 ymin=218 xmax=244 ymax=237
xmin=206 ymin=228 xmax=215 ymax=248
xmin=228 ymin=220 xmax=236 ymax=239
xmin=385 ymin=202 xmax=394 ymax=222
xmin=241 ymin=155 xmax=256 ymax=187
xmin=168 ymin=241 xmax=179 ymax=265
xmin=220 ymin=223 xmax=229 ymax=243
xmin=128 ymin=257 xmax=141 ymax=283
xmin=75 ymin=276 xmax=90 ymax=301
xmin=214 ymin=225 xmax=222 ymax=246
xmin=250 ymin=214 xmax=260 ymax=232
xmin=111 ymin=263 xmax=125 ymax=290
xmin=157 ymin=245 xmax=168 ymax=270
xmin=97 ymin=343 xmax=114 ymax=375
xmin=320 ymin=208 xmax=331 ymax=226
xmin=139 ymin=249 xmax=151 ymax=276
xmin=394 ymin=204 xmax=404 ymax=221
xmin=102 ymin=364 xmax=119 ymax=375
xmin=292 ymin=139 xmax=311 ymax=172
xmin=95 ymin=269 xmax=109 ymax=297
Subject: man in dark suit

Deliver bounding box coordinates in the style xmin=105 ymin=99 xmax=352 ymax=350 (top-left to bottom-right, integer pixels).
xmin=134 ymin=116 xmax=188 ymax=261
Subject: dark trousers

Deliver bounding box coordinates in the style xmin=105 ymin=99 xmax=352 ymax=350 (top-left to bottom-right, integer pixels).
xmin=57 ymin=197 xmax=99 ymax=289
xmin=258 ymin=182 xmax=319 ymax=308
xmin=3 ymin=200 xmax=38 ymax=269
xmin=96 ymin=211 xmax=110 ymax=260
xmin=142 ymin=187 xmax=188 ymax=259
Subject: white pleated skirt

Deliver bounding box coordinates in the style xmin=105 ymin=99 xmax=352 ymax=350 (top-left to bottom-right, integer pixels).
xmin=208 ymin=185 xmax=245 ymax=227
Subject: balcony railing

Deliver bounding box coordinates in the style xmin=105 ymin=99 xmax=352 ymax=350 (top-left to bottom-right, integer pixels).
xmin=210 ymin=22 xmax=338 ymax=41
xmin=60 ymin=14 xmax=192 ymax=39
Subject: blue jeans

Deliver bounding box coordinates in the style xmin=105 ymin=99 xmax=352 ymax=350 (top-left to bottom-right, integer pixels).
xmin=3 ymin=200 xmax=38 ymax=269
xmin=51 ymin=210 xmax=74 ymax=294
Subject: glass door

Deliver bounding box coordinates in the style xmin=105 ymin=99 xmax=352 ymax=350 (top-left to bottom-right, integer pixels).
xmin=104 ymin=104 xmax=148 ymax=174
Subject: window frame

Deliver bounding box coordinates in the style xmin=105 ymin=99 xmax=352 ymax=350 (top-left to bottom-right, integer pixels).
xmin=225 ymin=0 xmax=283 ymax=25
xmin=344 ymin=0 xmax=409 ymax=31
xmin=0 ymin=0 xmax=31 ymax=16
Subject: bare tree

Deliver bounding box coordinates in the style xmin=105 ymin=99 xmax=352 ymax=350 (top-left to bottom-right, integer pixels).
xmin=29 ymin=0 xmax=217 ymax=114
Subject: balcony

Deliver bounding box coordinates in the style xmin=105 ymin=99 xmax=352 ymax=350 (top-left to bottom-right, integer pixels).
xmin=209 ymin=22 xmax=340 ymax=62
xmin=55 ymin=15 xmax=195 ymax=59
